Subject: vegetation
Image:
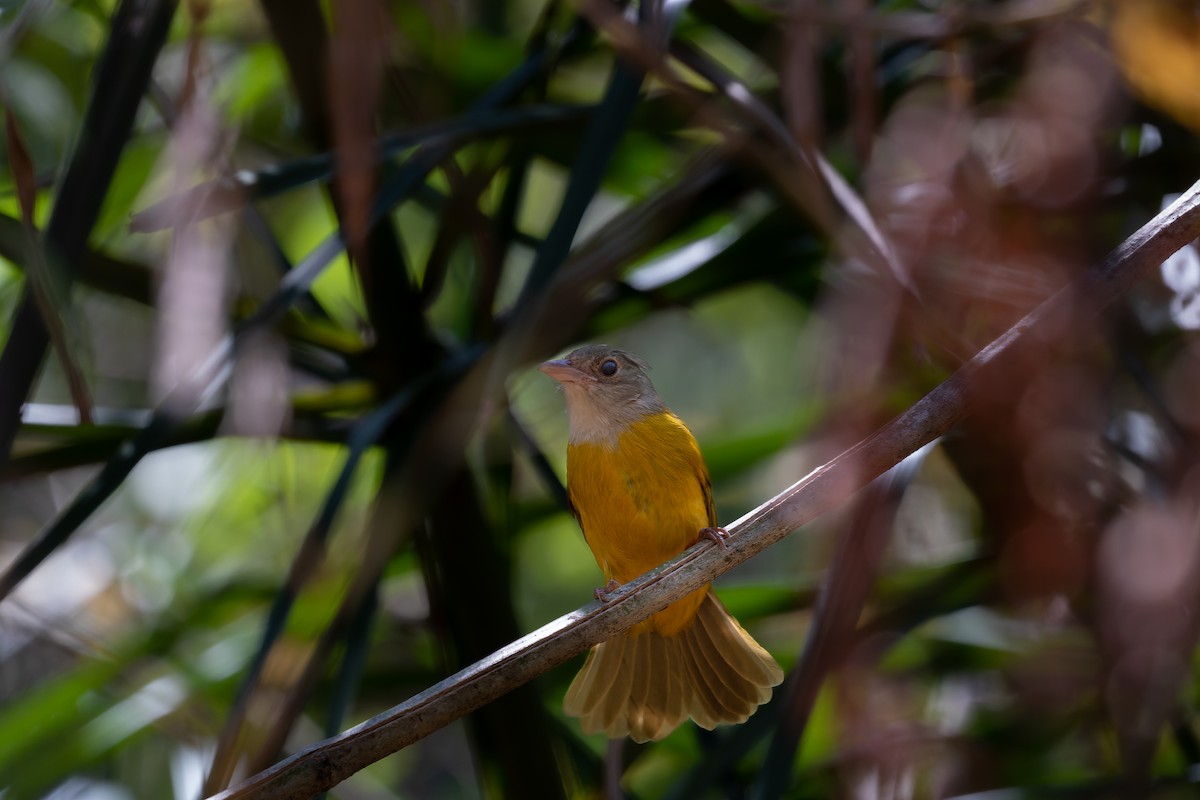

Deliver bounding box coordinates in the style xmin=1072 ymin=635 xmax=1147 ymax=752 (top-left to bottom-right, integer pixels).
xmin=2 ymin=0 xmax=1200 ymax=798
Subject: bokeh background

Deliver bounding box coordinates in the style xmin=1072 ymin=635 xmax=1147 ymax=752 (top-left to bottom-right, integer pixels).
xmin=2 ymin=0 xmax=1200 ymax=798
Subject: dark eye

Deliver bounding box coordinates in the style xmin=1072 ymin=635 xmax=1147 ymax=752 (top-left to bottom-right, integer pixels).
xmin=600 ymin=359 xmax=618 ymax=377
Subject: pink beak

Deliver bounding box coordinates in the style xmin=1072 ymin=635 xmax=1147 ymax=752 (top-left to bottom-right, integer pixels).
xmin=539 ymin=359 xmax=591 ymax=384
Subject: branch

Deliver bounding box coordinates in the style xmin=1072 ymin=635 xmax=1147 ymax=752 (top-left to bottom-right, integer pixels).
xmin=208 ymin=180 xmax=1200 ymax=800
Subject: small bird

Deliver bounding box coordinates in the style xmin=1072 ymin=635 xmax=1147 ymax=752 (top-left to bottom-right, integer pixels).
xmin=540 ymin=344 xmax=783 ymax=743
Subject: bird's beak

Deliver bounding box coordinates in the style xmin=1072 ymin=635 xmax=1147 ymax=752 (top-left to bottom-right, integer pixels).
xmin=539 ymin=359 xmax=590 ymax=384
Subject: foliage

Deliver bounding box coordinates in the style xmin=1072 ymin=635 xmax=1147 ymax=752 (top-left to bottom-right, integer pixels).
xmin=1 ymin=0 xmax=1200 ymax=798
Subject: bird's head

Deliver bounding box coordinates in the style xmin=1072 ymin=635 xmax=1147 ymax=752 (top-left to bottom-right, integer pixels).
xmin=539 ymin=345 xmax=667 ymax=444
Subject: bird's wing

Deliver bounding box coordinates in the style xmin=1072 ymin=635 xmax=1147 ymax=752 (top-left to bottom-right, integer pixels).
xmin=565 ymin=481 xmax=583 ymax=529
xmin=698 ymin=463 xmax=717 ymax=528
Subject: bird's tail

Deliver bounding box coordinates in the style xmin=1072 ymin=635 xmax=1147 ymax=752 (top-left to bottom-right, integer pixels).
xmin=564 ymin=591 xmax=783 ymax=743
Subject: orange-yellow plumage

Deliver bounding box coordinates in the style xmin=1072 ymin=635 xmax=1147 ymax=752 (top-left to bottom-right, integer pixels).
xmin=541 ymin=345 xmax=783 ymax=743
xmin=567 ymin=412 xmax=710 ymax=635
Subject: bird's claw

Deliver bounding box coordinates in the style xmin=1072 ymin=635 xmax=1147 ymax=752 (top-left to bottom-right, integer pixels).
xmin=594 ymin=579 xmax=621 ymax=602
xmin=698 ymin=526 xmax=730 ymax=549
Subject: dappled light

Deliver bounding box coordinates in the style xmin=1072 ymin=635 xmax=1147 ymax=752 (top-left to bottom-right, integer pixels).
xmin=1 ymin=1 xmax=1200 ymax=799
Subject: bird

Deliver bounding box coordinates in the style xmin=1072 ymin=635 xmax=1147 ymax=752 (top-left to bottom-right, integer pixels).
xmin=540 ymin=344 xmax=783 ymax=743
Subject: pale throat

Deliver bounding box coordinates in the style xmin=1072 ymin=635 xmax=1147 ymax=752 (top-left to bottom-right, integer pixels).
xmin=562 ymin=388 xmax=660 ymax=447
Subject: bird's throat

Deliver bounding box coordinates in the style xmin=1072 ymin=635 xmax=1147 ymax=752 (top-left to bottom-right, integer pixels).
xmin=562 ymin=389 xmax=663 ymax=447
xmin=564 ymin=394 xmax=628 ymax=447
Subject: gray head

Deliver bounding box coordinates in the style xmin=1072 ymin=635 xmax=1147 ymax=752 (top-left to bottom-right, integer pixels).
xmin=539 ymin=345 xmax=667 ymax=444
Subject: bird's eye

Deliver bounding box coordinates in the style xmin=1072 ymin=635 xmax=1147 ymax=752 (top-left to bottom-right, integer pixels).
xmin=600 ymin=359 xmax=618 ymax=377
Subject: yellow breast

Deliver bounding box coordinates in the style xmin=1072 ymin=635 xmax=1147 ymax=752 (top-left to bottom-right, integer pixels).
xmin=567 ymin=411 xmax=714 ymax=633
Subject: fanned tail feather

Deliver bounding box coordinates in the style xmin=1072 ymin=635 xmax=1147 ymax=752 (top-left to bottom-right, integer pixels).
xmin=565 ymin=591 xmax=783 ymax=742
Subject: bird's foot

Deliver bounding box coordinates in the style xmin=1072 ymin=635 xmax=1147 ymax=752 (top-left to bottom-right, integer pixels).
xmin=594 ymin=579 xmax=621 ymax=602
xmin=697 ymin=526 xmax=729 ymax=549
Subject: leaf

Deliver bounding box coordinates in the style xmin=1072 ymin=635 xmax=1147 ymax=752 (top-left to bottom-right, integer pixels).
xmin=128 ymin=104 xmax=593 ymax=232
xmin=0 ymin=88 xmax=94 ymax=425
xmin=2 ymin=95 xmax=36 ymax=223
xmin=328 ymin=0 xmax=389 ymax=253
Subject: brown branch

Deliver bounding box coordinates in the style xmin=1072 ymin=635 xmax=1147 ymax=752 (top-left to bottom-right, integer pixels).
xmin=207 ymin=180 xmax=1200 ymax=800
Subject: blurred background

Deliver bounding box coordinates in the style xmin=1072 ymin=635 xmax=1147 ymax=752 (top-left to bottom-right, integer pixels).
xmin=2 ymin=0 xmax=1200 ymax=797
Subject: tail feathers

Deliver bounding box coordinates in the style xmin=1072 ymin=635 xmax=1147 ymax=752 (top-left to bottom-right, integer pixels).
xmin=693 ymin=594 xmax=779 ymax=701
xmin=564 ymin=592 xmax=782 ymax=742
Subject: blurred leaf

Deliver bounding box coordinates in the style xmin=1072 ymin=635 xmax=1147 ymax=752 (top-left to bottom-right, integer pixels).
xmin=129 ymin=104 xmax=593 ymax=232
xmin=2 ymin=95 xmax=37 ymax=222
xmin=1112 ymin=2 xmax=1200 ymax=132
xmin=91 ymin=135 xmax=164 ymax=241
xmin=217 ymin=42 xmax=290 ymax=126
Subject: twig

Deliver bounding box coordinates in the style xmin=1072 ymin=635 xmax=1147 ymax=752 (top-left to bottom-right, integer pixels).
xmin=207 ymin=180 xmax=1200 ymax=800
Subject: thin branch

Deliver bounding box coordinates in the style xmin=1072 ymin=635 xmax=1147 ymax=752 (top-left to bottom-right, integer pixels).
xmin=207 ymin=180 xmax=1200 ymax=800
xmin=0 ymin=0 xmax=178 ymax=469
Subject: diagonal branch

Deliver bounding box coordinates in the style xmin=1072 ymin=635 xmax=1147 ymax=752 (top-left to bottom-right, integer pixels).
xmin=207 ymin=179 xmax=1200 ymax=800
